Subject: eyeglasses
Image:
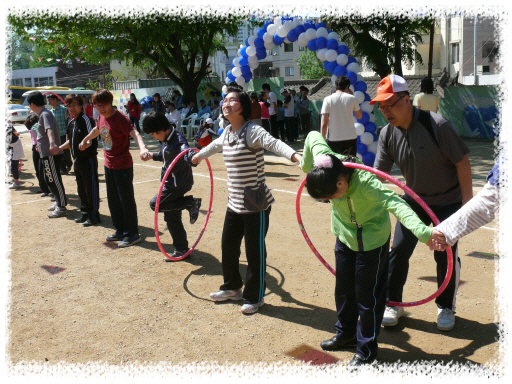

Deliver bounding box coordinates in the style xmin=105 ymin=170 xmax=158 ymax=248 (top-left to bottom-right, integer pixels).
xmin=66 ymin=104 xmax=81 ymax=109
xmin=223 ymin=98 xmax=240 ymax=105
xmin=94 ymin=104 xmax=108 ymax=109
xmin=377 ymin=95 xmax=406 ymax=112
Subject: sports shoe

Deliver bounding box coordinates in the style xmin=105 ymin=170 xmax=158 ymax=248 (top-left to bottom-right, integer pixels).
xmin=106 ymin=232 xmax=124 ymax=242
xmin=9 ymin=181 xmax=20 ymax=189
xmin=164 ymin=249 xmax=190 ymax=262
xmin=241 ymin=299 xmax=265 ymax=314
xmin=118 ymin=234 xmax=141 ymax=248
xmin=189 ymin=198 xmax=202 ymax=224
xmin=83 ymin=217 xmax=101 ymax=227
xmin=437 ymin=308 xmax=455 ymax=331
xmin=48 ymin=207 xmax=67 ymax=218
xmin=209 ymin=288 xmax=243 ymax=302
xmin=381 ymin=306 xmax=404 ymax=327
xmin=51 ymin=197 xmax=56 ymax=202
xmin=47 ymin=203 xmax=57 ymax=211
xmin=74 ymin=215 xmax=88 ymax=223
xmin=320 ymin=334 xmax=357 ymax=351
xmin=348 ymin=354 xmax=376 ymax=367
xmin=41 ymin=191 xmax=50 ymax=197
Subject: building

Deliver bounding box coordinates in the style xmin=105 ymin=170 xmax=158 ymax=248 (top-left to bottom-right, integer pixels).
xmin=55 ymin=59 xmax=109 ymax=89
xmin=9 ymin=67 xmax=58 ymax=87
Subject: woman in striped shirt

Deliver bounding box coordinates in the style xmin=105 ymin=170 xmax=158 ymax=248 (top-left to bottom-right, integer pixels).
xmin=191 ymin=84 xmax=302 ymax=314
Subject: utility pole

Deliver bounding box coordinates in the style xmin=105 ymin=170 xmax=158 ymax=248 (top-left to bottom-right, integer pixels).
xmin=474 ymin=15 xmax=478 ymax=85
xmin=102 ymin=63 xmax=106 ymax=88
xmin=428 ymin=21 xmax=435 ymax=78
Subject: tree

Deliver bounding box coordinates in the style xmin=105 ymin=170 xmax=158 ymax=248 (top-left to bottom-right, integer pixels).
xmin=295 ymin=48 xmax=329 ymax=80
xmin=8 ymin=8 xmax=246 ymax=102
xmin=29 ymin=45 xmax=59 ymax=69
xmin=7 ymin=34 xmax=34 ymax=70
xmin=325 ymin=13 xmax=433 ymax=78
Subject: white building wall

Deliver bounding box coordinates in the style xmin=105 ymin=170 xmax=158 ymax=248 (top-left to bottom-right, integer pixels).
xmin=10 ymin=67 xmax=58 ymax=87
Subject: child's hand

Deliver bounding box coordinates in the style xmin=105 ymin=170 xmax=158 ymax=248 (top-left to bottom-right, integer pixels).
xmin=141 ymin=152 xmax=152 ymax=161
xmin=79 ymin=139 xmax=91 ymax=151
xmin=427 ymin=228 xmax=448 ymax=251
xmin=191 ymin=154 xmax=202 ymax=165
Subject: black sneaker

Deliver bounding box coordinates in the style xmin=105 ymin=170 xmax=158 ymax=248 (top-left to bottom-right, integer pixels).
xmin=106 ymin=232 xmax=124 ymax=242
xmin=83 ymin=217 xmax=102 ymax=227
xmin=164 ymin=249 xmax=190 ymax=262
xmin=320 ymin=334 xmax=357 ymax=351
xmin=189 ymin=198 xmax=202 ymax=224
xmin=118 ymin=234 xmax=141 ymax=248
xmin=347 ymin=354 xmax=376 ymax=367
xmin=74 ymin=215 xmax=88 ymax=223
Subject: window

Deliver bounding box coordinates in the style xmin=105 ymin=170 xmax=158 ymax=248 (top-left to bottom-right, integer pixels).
xmin=10 ymin=78 xmax=23 ymax=86
xmin=66 ymin=62 xmax=73 ymax=68
xmin=451 ymin=43 xmax=459 ymax=64
xmin=34 ymin=77 xmax=54 ymax=87
xmin=284 ymin=43 xmax=293 ymax=52
xmin=24 ymin=78 xmax=32 ymax=87
xmin=285 ymin=67 xmax=294 ymax=76
xmin=482 ymin=41 xmax=498 ymax=62
xmin=272 ymin=46 xmax=279 ymax=55
xmin=299 ymin=46 xmax=305 ymax=51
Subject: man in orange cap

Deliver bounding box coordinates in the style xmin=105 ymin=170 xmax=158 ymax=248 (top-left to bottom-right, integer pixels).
xmin=371 ymin=74 xmax=473 ymax=332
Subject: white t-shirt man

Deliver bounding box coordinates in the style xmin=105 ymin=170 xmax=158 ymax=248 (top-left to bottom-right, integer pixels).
xmin=267 ymin=91 xmax=278 ymax=116
xmin=320 ymin=92 xmax=361 ymax=141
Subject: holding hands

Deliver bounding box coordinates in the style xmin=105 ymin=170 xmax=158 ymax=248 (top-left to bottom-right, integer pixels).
xmin=427 ymin=228 xmax=448 ymax=251
xmin=79 ymin=139 xmax=92 ymax=151
xmin=191 ymin=154 xmax=202 ymax=165
xmin=139 ymin=148 xmax=151 ymax=161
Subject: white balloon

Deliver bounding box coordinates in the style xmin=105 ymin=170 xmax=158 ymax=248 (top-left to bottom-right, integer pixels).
xmin=361 ymin=132 xmax=374 ymax=145
xmin=262 ymin=32 xmax=273 ymax=42
xmin=336 ymin=54 xmax=348 ymax=66
xmin=232 ymin=66 xmax=242 ymax=77
xmin=284 ymin=20 xmax=294 ymax=32
xmin=277 ymin=26 xmax=288 ymax=38
xmin=331 ymin=74 xmax=337 ymax=86
xmin=242 ymin=82 xmax=249 ymax=91
xmin=347 ymin=62 xmax=361 ymax=73
xmin=338 ymin=41 xmax=347 ymax=47
xmin=294 ymin=16 xmax=303 ymax=25
xmin=349 ymin=85 xmax=355 ymax=93
xmin=368 ymin=141 xmax=378 ymax=154
xmin=327 ymin=32 xmax=339 ymax=41
xmin=248 ymin=36 xmax=257 ymax=46
xmin=225 ymin=77 xmax=230 ymax=84
xmin=316 ymin=48 xmax=328 ymax=61
xmin=235 ymin=76 xmax=246 ymax=86
xmin=297 ymin=35 xmax=308 ymax=47
xmin=264 ymin=40 xmax=275 ymax=50
xmin=274 ymin=18 xmax=282 ymax=27
xmin=369 ymin=114 xmax=376 ymax=123
xmin=248 ymin=54 xmax=259 ymax=64
xmin=354 ymin=91 xmax=365 ymax=104
xmin=315 ymin=27 xmax=328 ymax=38
xmin=360 ymin=101 xmax=373 ymax=114
xmin=355 ymin=123 xmax=365 ymax=136
xmin=305 ymin=28 xmax=317 ymax=41
xmin=357 ymin=74 xmax=364 ymax=83
xmin=353 ymin=115 xmax=358 ymax=124
xmin=291 ymin=18 xmax=299 ymax=28
xmin=284 ymin=37 xmax=291 ymax=44
xmin=233 ymin=57 xmax=241 ymax=67
xmin=325 ymin=49 xmax=338 ymax=62
xmin=254 ymin=27 xmax=260 ymax=36
xmin=267 ymin=24 xmax=277 ymax=35
xmin=222 ymin=85 xmax=228 ymax=93
xmin=356 ymin=153 xmax=363 ymax=162
xmin=249 ymin=61 xmax=259 ymax=69
xmin=246 ymin=45 xmax=257 ymax=56
xmin=237 ymin=49 xmax=241 ymax=56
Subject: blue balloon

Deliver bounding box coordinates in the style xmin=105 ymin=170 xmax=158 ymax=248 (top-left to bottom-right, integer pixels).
xmin=337 ymin=45 xmax=350 ymax=55
xmin=357 ymin=136 xmax=361 ymax=145
xmin=357 ymin=111 xmax=370 ymax=125
xmin=334 ymin=65 xmax=347 ymax=77
xmin=303 ymin=22 xmax=315 ymax=31
xmin=273 ymin=33 xmax=286 ymax=45
xmin=256 ymin=47 xmax=266 ymax=56
xmin=315 ymin=22 xmax=327 ymax=30
xmin=263 ymin=21 xmax=272 ymax=31
xmin=363 ymin=152 xmax=376 ymax=166
xmin=373 ymin=132 xmax=378 ymax=141
xmin=307 ymin=39 xmax=318 ymax=51
xmin=357 ymin=143 xmax=368 ymax=155
xmin=295 ymin=25 xmax=305 ymax=35
xmin=230 ymin=63 xmax=235 ymax=69
xmin=217 ymin=128 xmax=224 ymax=136
xmin=287 ymin=30 xmax=298 ymax=42
xmin=241 ymin=65 xmax=251 ymax=75
xmin=316 ymin=36 xmax=327 ymax=49
xmin=347 ymin=56 xmax=357 ymax=65
xmin=326 ymin=39 xmax=338 ymax=50
xmin=245 ymin=38 xmax=249 ymax=47
xmin=256 ymin=49 xmax=267 ymax=60
xmin=257 ymin=28 xmax=265 ymax=39
xmin=238 ymin=56 xmax=249 ymax=67
xmin=354 ymin=81 xmax=367 ymax=93
xmin=346 ymin=71 xmax=357 ymax=85
xmin=227 ymin=70 xmax=236 ymax=81
xmin=364 ymin=92 xmax=371 ymax=102
xmin=364 ymin=122 xmax=377 ymax=134
xmin=243 ymin=72 xmax=252 ymax=82
xmin=254 ymin=38 xmax=265 ymax=49
xmin=221 ymin=92 xmax=226 ymax=99
xmin=326 ymin=61 xmax=338 ymax=74
xmin=240 ymin=46 xmax=248 ymax=57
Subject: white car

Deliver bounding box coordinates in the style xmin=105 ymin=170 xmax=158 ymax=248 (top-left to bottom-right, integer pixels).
xmin=7 ymin=104 xmax=30 ymax=123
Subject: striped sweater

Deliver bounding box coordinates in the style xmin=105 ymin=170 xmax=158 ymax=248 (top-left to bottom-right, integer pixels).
xmin=199 ymin=121 xmax=296 ymax=214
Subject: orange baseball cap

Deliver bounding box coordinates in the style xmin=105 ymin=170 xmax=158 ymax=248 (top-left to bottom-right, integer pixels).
xmin=370 ymin=74 xmax=408 ymax=105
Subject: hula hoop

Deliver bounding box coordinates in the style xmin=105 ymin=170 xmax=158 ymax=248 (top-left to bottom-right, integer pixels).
xmin=154 ymin=148 xmax=213 ymax=261
xmin=296 ymin=162 xmax=453 ymax=308
xmin=42 ymin=92 xmax=66 ymax=104
xmin=18 ymin=160 xmax=22 ymax=171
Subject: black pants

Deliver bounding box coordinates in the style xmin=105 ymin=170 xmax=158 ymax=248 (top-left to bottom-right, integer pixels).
xmin=387 ymin=195 xmax=462 ymax=310
xmin=41 ymin=155 xmax=67 ymax=208
xmin=33 ymin=146 xmax=49 ymax=193
xmin=74 ymin=157 xmax=100 ymax=221
xmin=149 ymin=187 xmax=194 ymax=252
xmin=285 ymin=117 xmax=298 ymax=142
xmin=104 ymin=166 xmax=138 ymax=237
xmin=220 ymin=207 xmax=271 ymax=304
xmin=11 ymin=160 xmax=19 ymax=180
xmin=299 ymin=112 xmax=311 ymax=137
xmin=327 ymin=139 xmax=357 ymax=157
xmin=334 ymin=237 xmax=390 ymax=361
xmin=269 ymin=114 xmax=279 ymax=139
xmin=276 ymin=120 xmax=286 ymax=141
xmin=130 ymin=116 xmax=140 ymax=133
xmin=261 ymin=119 xmax=270 ymax=133
xmin=60 ymin=135 xmax=73 ymax=172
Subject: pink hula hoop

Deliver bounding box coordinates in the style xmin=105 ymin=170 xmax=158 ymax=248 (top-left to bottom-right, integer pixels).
xmin=18 ymin=160 xmax=23 ymax=171
xmin=42 ymin=92 xmax=66 ymax=104
xmin=154 ymin=148 xmax=213 ymax=261
xmin=296 ymin=162 xmax=453 ymax=308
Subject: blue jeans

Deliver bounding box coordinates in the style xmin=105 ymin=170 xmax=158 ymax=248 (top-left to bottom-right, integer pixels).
xmin=104 ymin=166 xmax=138 ymax=237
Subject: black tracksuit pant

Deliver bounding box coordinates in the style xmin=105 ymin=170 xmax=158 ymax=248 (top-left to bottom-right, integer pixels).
xmin=41 ymin=154 xmax=67 ymax=208
xmin=74 ymin=157 xmax=100 ymax=221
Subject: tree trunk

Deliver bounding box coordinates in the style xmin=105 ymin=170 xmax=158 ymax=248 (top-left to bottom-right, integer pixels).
xmin=393 ymin=23 xmax=403 ymax=76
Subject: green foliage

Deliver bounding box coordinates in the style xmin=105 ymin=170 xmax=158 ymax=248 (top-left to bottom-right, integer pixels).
xmin=29 ymin=45 xmax=59 ymax=68
xmin=7 ymin=34 xmax=34 ymax=70
xmin=295 ymin=49 xmax=329 ymax=80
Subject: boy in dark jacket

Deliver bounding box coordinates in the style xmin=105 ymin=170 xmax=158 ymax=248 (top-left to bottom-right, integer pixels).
xmin=142 ymin=111 xmax=201 ymax=259
xmin=59 ymin=94 xmax=100 ymax=226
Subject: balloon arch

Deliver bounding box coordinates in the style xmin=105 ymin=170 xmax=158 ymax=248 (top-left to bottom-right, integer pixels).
xmin=224 ymin=17 xmax=378 ymax=166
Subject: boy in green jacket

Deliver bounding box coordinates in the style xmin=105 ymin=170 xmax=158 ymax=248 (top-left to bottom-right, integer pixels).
xmin=300 ymin=131 xmax=443 ymax=367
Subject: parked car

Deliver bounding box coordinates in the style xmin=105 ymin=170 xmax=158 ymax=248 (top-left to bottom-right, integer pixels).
xmin=7 ymin=104 xmax=30 ymax=122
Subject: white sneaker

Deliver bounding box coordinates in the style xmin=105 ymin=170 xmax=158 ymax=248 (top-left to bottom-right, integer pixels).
xmin=381 ymin=306 xmax=404 ymax=327
xmin=8 ymin=182 xmax=20 ymax=189
xmin=209 ymin=289 xmax=243 ymax=302
xmin=47 ymin=203 xmax=57 ymax=211
xmin=437 ymin=308 xmax=455 ymax=331
xmin=241 ymin=299 xmax=264 ymax=314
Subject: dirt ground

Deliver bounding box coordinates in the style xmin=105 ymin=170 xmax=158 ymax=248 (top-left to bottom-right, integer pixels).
xmin=5 ymin=130 xmax=501 ymax=376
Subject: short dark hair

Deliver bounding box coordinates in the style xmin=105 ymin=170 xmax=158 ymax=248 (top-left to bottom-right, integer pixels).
xmin=65 ymin=94 xmax=84 ymax=106
xmin=250 ymin=92 xmax=258 ymax=100
xmin=262 ymin=83 xmax=271 ymax=91
xmin=420 ymin=77 xmax=434 ymax=94
xmin=24 ymin=113 xmax=39 ymax=129
xmin=213 ymin=100 xmax=220 ymax=106
xmin=210 ymin=91 xmax=215 ymax=96
xmin=190 ymin=100 xmax=196 ymax=105
xmin=142 ymin=111 xmax=172 ymax=134
xmin=26 ymin=91 xmax=45 ymax=107
xmin=277 ymin=100 xmax=283 ymax=107
xmin=200 ymin=99 xmax=205 ymax=104
xmin=306 ymin=154 xmax=355 ymax=199
xmin=395 ymin=90 xmax=410 ymax=98
xmin=215 ymin=91 xmax=221 ymax=97
xmin=335 ymin=76 xmax=351 ymax=91
xmin=92 ymin=89 xmax=113 ymax=105
xmin=302 ymin=87 xmax=309 ymax=93
xmin=226 ymin=84 xmax=252 ymax=121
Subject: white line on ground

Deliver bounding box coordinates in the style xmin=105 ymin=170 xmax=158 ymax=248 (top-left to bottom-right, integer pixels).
xmin=482 ymin=226 xmax=498 ymax=231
